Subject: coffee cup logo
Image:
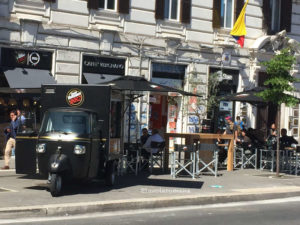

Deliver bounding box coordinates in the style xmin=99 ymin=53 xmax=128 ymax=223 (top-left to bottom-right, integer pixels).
xmin=66 ymin=89 xmax=84 ymax=107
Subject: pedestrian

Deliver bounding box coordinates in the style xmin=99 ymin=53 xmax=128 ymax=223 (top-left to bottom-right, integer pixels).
xmin=223 ymin=116 xmax=236 ymax=135
xmin=16 ymin=109 xmax=26 ymax=125
xmin=1 ymin=110 xmax=20 ymax=170
xmin=234 ymin=116 xmax=244 ymax=130
xmin=279 ymin=128 xmax=298 ymax=150
xmin=266 ymin=123 xmax=277 ymax=150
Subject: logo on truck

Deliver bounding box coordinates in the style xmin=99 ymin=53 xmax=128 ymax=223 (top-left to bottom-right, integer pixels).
xmin=66 ymin=89 xmax=84 ymax=107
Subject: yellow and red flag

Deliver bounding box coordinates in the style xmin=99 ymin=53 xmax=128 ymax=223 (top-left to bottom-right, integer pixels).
xmin=230 ymin=0 xmax=249 ymax=48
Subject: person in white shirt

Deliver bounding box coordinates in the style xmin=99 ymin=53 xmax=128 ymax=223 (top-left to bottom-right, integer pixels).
xmin=143 ymin=129 xmax=164 ymax=154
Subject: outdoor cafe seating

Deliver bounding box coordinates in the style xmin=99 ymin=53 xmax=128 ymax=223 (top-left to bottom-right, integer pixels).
xmin=195 ymin=143 xmax=219 ymax=177
xmin=148 ymin=141 xmax=165 ymax=173
xmin=170 ymin=143 xmax=198 ymax=179
xmin=234 ymin=145 xmax=258 ymax=169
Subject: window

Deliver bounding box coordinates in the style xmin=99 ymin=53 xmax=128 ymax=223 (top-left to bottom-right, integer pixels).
xmin=263 ymin=0 xmax=292 ymax=34
xmin=155 ymin=0 xmax=191 ymax=24
xmin=213 ymin=0 xmax=244 ymax=29
xmin=221 ymin=0 xmax=234 ymax=28
xmin=270 ymin=0 xmax=281 ymax=32
xmin=99 ymin=0 xmax=116 ymax=10
xmin=87 ymin=0 xmax=129 ymax=14
xmin=164 ymin=0 xmax=180 ymax=20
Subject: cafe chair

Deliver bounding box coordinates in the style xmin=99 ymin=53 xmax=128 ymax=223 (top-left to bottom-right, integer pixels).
xmin=123 ymin=143 xmax=140 ymax=176
xmin=195 ymin=143 xmax=219 ymax=177
xmin=259 ymin=148 xmax=285 ymax=172
xmin=149 ymin=141 xmax=165 ymax=173
xmin=234 ymin=144 xmax=258 ymax=169
xmin=171 ymin=144 xmax=198 ymax=179
xmin=286 ymin=146 xmax=300 ymax=175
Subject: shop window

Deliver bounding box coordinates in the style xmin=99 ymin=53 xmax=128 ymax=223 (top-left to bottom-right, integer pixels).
xmin=263 ymin=0 xmax=292 ymax=34
xmin=152 ymin=63 xmax=186 ymax=89
xmin=213 ymin=0 xmax=244 ymax=29
xmin=155 ymin=0 xmax=191 ymax=24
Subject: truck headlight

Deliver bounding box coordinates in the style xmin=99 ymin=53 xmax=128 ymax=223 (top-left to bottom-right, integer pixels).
xmin=74 ymin=145 xmax=86 ymax=155
xmin=36 ymin=143 xmax=46 ymax=153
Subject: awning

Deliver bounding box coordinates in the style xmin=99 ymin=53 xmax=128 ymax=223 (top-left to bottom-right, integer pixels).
xmin=3 ymin=68 xmax=56 ymax=89
xmin=83 ymin=73 xmax=121 ymax=84
xmin=102 ymin=75 xmax=201 ymax=97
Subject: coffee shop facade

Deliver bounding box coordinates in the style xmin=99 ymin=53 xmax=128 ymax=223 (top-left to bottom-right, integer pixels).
xmin=1 ymin=0 xmax=300 ymax=145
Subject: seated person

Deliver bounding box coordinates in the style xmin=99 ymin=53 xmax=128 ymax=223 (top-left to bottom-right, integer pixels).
xmin=279 ymin=128 xmax=298 ymax=150
xmin=236 ymin=129 xmax=252 ymax=148
xmin=140 ymin=128 xmax=151 ymax=159
xmin=140 ymin=128 xmax=150 ymax=145
xmin=143 ymin=129 xmax=164 ymax=154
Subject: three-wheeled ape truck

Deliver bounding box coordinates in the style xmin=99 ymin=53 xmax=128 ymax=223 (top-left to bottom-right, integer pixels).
xmin=15 ymin=84 xmax=123 ymax=196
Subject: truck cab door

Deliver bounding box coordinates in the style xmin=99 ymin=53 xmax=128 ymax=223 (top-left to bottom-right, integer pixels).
xmin=15 ymin=115 xmax=38 ymax=174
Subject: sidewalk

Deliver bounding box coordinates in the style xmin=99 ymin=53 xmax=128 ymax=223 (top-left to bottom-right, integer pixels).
xmin=1 ymin=159 xmax=300 ymax=218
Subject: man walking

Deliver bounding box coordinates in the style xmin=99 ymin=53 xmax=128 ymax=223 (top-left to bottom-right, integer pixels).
xmin=2 ymin=110 xmax=20 ymax=170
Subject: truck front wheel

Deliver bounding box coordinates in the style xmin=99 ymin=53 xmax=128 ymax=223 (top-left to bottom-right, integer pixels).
xmin=49 ymin=173 xmax=62 ymax=197
xmin=105 ymin=161 xmax=116 ymax=186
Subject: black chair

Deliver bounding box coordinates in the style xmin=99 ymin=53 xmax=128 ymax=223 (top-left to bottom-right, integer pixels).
xmin=149 ymin=141 xmax=165 ymax=173
xmin=122 ymin=143 xmax=140 ymax=175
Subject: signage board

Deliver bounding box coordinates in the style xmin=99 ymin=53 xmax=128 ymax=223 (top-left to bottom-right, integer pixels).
xmin=1 ymin=48 xmax=52 ymax=70
xmin=82 ymin=55 xmax=125 ymax=75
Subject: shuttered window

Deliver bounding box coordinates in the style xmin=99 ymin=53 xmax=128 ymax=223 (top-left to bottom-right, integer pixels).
xmin=180 ymin=0 xmax=191 ymax=24
xmin=118 ymin=0 xmax=130 ymax=14
xmin=155 ymin=0 xmax=165 ymax=20
xmin=213 ymin=0 xmax=221 ymax=28
xmin=263 ymin=0 xmax=292 ymax=34
xmin=87 ymin=0 xmax=99 ymax=10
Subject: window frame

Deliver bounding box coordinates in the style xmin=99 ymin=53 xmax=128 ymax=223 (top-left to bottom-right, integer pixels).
xmin=99 ymin=0 xmax=117 ymax=11
xmin=221 ymin=0 xmax=235 ymax=29
xmin=164 ymin=0 xmax=181 ymax=21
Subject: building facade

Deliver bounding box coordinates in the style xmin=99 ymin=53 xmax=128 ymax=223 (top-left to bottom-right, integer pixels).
xmin=0 ymin=0 xmax=300 ymax=143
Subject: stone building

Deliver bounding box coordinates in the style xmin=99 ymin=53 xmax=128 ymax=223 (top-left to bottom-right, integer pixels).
xmin=0 ymin=0 xmax=300 ymax=143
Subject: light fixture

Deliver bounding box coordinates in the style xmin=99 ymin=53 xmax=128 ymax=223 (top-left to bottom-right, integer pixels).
xmin=0 ymin=97 xmax=5 ymax=105
xmin=8 ymin=98 xmax=17 ymax=106
xmin=23 ymin=99 xmax=30 ymax=107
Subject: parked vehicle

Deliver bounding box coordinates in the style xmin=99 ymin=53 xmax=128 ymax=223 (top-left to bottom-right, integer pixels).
xmin=15 ymin=84 xmax=123 ymax=196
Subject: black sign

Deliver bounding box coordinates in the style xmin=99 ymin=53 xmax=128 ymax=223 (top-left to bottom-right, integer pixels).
xmin=82 ymin=55 xmax=125 ymax=75
xmin=1 ymin=48 xmax=52 ymax=70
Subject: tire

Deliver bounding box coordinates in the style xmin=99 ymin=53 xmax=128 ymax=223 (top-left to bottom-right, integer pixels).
xmin=49 ymin=173 xmax=62 ymax=197
xmin=105 ymin=161 xmax=116 ymax=186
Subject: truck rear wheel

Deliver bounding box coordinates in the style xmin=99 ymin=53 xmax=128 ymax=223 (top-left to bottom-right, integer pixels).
xmin=105 ymin=161 xmax=116 ymax=186
xmin=49 ymin=173 xmax=62 ymax=197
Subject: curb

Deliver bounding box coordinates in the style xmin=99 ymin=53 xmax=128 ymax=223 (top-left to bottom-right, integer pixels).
xmin=1 ymin=190 xmax=300 ymax=219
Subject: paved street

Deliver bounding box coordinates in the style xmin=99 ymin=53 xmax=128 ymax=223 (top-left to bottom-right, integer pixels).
xmin=1 ymin=197 xmax=300 ymax=225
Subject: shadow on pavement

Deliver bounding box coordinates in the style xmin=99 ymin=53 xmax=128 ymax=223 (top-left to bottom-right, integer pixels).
xmin=19 ymin=169 xmax=204 ymax=196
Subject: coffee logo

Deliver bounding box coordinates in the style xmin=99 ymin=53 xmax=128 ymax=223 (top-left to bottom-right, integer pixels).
xmin=66 ymin=89 xmax=84 ymax=107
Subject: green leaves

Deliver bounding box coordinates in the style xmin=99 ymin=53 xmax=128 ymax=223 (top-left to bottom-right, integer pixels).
xmin=258 ymin=48 xmax=299 ymax=107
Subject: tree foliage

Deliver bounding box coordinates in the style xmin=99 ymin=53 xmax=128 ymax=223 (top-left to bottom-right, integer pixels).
xmin=257 ymin=48 xmax=299 ymax=106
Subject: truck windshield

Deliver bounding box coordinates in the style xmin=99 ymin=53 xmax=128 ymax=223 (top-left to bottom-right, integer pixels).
xmin=40 ymin=111 xmax=91 ymax=136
